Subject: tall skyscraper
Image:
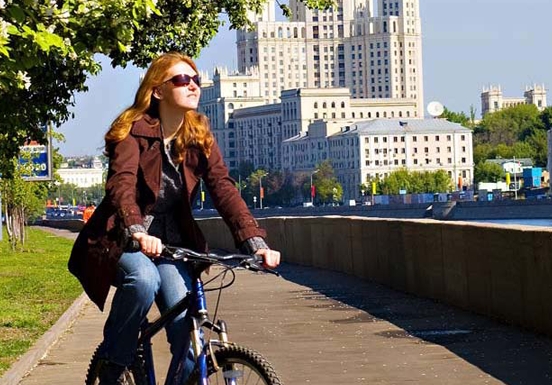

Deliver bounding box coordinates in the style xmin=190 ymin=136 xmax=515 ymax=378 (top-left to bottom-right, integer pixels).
xmin=201 ymin=0 xmax=425 ymax=173
xmin=236 ymin=0 xmax=424 ymax=116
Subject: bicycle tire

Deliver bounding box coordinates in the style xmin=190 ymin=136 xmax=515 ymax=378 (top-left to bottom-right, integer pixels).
xmin=185 ymin=344 xmax=283 ymax=385
xmin=85 ymin=343 xmax=149 ymax=385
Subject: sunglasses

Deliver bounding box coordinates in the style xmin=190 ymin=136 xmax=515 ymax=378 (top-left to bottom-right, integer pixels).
xmin=163 ymin=74 xmax=201 ymax=88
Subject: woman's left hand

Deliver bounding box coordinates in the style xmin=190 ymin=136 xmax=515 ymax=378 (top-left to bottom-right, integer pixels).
xmin=254 ymin=248 xmax=281 ymax=269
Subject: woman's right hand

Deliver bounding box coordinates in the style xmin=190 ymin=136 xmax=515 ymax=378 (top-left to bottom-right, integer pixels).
xmin=132 ymin=232 xmax=163 ymax=257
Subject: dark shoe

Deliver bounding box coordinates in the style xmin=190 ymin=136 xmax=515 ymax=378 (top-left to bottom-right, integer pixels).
xmin=98 ymin=360 xmax=127 ymax=385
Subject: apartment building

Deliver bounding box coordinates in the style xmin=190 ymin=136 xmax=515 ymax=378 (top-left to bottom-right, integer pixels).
xmin=200 ymin=0 xmax=425 ymax=177
xmin=481 ymin=84 xmax=547 ymax=116
xmin=57 ymin=157 xmax=104 ymax=188
xmin=199 ymin=68 xmax=266 ymax=169
xmin=283 ymin=119 xmax=474 ymax=200
xmin=228 ymin=87 xmax=418 ymax=170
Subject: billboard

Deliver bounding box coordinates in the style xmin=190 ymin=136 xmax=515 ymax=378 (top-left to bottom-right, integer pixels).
xmin=18 ymin=125 xmax=53 ymax=181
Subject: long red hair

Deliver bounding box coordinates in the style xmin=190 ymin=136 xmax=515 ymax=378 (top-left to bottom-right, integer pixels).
xmin=105 ymin=52 xmax=214 ymax=161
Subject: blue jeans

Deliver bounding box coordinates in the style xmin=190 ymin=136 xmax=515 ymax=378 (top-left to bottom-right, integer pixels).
xmin=101 ymin=251 xmax=196 ymax=384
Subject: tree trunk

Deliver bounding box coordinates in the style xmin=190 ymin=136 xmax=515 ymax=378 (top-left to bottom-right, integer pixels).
xmin=4 ymin=203 xmax=26 ymax=250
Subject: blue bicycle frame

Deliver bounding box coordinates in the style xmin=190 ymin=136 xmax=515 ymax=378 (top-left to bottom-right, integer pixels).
xmin=135 ymin=275 xmax=236 ymax=385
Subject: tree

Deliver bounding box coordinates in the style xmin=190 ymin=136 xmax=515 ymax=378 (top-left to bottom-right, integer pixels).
xmin=473 ymin=104 xmax=548 ymax=169
xmin=378 ymin=168 xmax=410 ymax=195
xmin=441 ymin=107 xmax=471 ymax=128
xmin=262 ymin=170 xmax=285 ymax=206
xmin=279 ymin=170 xmax=308 ymax=206
xmin=0 ymin=0 xmax=334 ymax=177
xmin=476 ymin=104 xmax=542 ymax=146
xmin=539 ymin=106 xmax=552 ymax=131
xmin=309 ymin=160 xmax=342 ymax=204
xmin=246 ymin=169 xmax=268 ymax=207
xmin=525 ymin=129 xmax=548 ymax=167
xmin=473 ymin=143 xmax=493 ymax=165
xmin=1 ymin=156 xmax=48 ymax=250
xmin=378 ymin=168 xmax=453 ymax=194
xmin=474 ymin=162 xmax=505 ymax=184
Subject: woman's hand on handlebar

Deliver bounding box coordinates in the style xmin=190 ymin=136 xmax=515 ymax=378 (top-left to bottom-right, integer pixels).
xmin=132 ymin=232 xmax=163 ymax=258
xmin=254 ymin=248 xmax=281 ymax=269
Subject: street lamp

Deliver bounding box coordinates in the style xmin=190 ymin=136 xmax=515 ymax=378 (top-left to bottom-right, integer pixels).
xmin=310 ymin=169 xmax=319 ymax=204
xmin=259 ymin=174 xmax=265 ymax=209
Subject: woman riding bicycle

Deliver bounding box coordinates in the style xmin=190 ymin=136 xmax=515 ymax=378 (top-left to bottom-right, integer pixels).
xmin=68 ymin=52 xmax=281 ymax=385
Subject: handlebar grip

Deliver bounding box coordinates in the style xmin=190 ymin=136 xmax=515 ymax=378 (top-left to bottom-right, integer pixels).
xmin=126 ymin=239 xmax=141 ymax=253
xmin=251 ymin=254 xmax=280 ymax=277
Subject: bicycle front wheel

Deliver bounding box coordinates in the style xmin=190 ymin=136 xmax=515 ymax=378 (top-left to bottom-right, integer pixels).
xmin=86 ymin=343 xmax=149 ymax=385
xmin=186 ymin=344 xmax=283 ymax=385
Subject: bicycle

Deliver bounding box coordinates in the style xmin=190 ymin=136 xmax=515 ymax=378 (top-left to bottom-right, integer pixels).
xmin=85 ymin=245 xmax=283 ymax=385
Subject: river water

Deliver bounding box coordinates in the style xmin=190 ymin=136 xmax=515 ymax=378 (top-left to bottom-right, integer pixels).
xmin=470 ymin=219 xmax=552 ymax=228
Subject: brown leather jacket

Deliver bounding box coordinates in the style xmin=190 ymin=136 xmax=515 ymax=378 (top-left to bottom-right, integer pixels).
xmin=68 ymin=115 xmax=266 ymax=310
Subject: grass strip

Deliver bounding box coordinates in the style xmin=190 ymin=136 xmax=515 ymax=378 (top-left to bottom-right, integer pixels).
xmin=0 ymin=227 xmax=82 ymax=376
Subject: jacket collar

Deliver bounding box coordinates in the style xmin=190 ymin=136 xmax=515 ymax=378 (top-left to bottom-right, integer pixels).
xmin=130 ymin=114 xmax=162 ymax=139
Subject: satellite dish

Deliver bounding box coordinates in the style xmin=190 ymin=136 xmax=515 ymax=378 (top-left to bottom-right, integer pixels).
xmin=427 ymin=101 xmax=444 ymax=117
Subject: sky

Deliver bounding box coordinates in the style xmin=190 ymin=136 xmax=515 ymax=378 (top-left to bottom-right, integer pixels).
xmin=57 ymin=0 xmax=552 ymax=156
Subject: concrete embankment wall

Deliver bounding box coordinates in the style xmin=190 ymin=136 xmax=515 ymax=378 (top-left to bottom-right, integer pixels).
xmin=198 ymin=216 xmax=552 ymax=337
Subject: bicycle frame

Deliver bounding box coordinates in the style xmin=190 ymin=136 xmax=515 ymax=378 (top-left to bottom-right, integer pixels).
xmin=135 ymin=275 xmax=231 ymax=385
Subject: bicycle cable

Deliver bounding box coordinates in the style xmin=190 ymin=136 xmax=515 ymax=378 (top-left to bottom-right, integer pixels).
xmin=204 ymin=266 xmax=230 ymax=342
xmin=202 ymin=263 xmax=236 ymax=291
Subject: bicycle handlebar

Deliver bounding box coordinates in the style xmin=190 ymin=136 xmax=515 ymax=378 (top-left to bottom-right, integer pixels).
xmin=127 ymin=241 xmax=279 ymax=276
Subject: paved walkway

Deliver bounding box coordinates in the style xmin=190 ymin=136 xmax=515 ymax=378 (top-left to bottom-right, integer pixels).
xmin=5 ymin=227 xmax=552 ymax=384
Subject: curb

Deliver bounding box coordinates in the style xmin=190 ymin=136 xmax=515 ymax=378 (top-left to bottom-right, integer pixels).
xmin=0 ymin=292 xmax=90 ymax=385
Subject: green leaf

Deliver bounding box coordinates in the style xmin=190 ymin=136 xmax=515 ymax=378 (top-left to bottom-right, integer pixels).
xmin=8 ymin=6 xmax=26 ymax=23
xmin=0 ymin=45 xmax=11 ymax=57
xmin=279 ymin=4 xmax=292 ymax=18
xmin=146 ymin=0 xmax=162 ymax=16
xmin=6 ymin=25 xmax=21 ymax=36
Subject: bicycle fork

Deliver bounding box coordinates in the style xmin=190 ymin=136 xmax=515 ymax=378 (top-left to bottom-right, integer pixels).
xmin=192 ymin=279 xmax=240 ymax=385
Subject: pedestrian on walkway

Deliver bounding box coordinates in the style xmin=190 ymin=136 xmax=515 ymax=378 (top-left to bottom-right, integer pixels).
xmin=82 ymin=203 xmax=95 ymax=223
xmin=68 ymin=52 xmax=280 ymax=385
